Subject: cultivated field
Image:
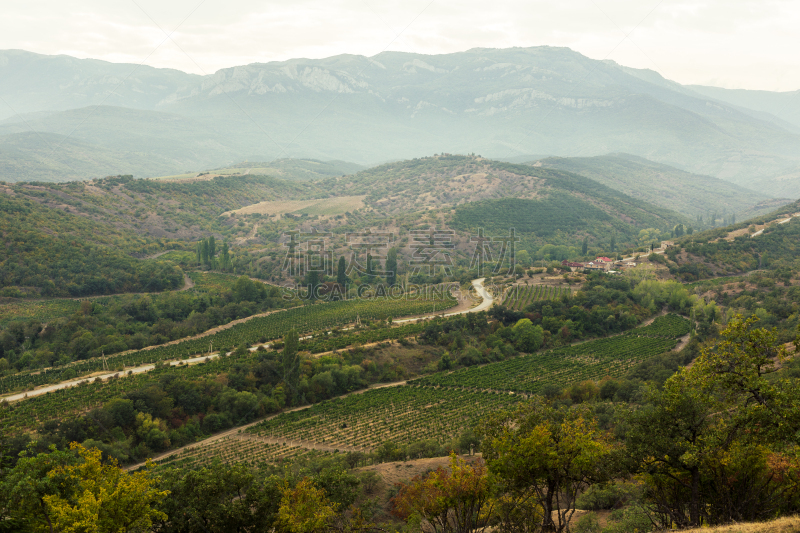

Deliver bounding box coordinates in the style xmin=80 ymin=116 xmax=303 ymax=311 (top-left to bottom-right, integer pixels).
xmin=502 ymin=284 xmax=571 ymax=310
xmin=246 ymin=386 xmax=523 ymax=452
xmin=155 ymin=316 xmax=690 ymax=469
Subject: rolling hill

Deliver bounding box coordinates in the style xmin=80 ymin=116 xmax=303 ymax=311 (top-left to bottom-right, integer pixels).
xmin=326 ymin=155 xmax=689 ymax=250
xmin=535 ymin=154 xmax=791 ymax=220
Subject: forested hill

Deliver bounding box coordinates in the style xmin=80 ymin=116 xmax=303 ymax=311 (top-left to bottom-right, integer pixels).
xmin=4 ymin=174 xmax=320 ymax=240
xmin=0 ymin=191 xmax=183 ymax=297
xmin=665 ymin=199 xmax=800 ymax=280
xmin=0 ymin=174 xmax=321 ymax=297
xmin=326 ymin=155 xmax=688 ymax=249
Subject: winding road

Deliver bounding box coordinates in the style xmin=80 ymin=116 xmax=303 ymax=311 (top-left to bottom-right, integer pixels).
xmin=2 ymin=279 xmax=494 ymax=403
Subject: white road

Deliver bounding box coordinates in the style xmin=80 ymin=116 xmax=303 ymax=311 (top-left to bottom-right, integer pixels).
xmin=2 ymin=278 xmax=494 ymax=403
xmin=751 ymin=213 xmax=799 ymax=237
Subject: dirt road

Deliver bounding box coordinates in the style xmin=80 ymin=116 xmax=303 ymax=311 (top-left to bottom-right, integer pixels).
xmin=3 ymin=279 xmax=493 ymax=403
xmin=125 ymin=380 xmax=407 ymax=470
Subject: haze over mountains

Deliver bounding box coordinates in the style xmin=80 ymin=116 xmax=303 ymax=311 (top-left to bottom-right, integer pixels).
xmin=1 ymin=46 xmax=799 ymax=197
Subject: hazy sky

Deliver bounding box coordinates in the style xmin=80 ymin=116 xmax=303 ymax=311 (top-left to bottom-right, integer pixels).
xmin=2 ymin=0 xmax=799 ymax=91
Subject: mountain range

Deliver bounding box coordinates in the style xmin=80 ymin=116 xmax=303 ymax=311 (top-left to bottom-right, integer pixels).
xmin=1 ymin=47 xmax=799 ymax=197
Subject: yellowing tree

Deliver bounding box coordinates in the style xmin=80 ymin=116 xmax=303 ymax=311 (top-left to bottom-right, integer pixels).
xmin=277 ymin=478 xmax=337 ymax=533
xmin=392 ymin=453 xmax=494 ymax=533
xmin=479 ymin=400 xmax=614 ymax=533
xmin=42 ymin=443 xmax=168 ymax=533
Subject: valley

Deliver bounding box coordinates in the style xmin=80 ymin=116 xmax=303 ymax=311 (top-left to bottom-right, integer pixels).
xmin=1 ymin=79 xmax=799 ymax=533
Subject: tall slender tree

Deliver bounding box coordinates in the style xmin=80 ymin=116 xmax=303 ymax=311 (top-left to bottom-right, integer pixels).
xmin=282 ymin=329 xmax=300 ymax=406
xmin=208 ymin=236 xmax=217 ymax=268
xmin=220 ymin=242 xmax=230 ymax=271
xmin=385 ymin=248 xmax=398 ymax=287
xmin=305 ymin=269 xmax=320 ymax=300
xmin=336 ymin=256 xmax=347 ymax=287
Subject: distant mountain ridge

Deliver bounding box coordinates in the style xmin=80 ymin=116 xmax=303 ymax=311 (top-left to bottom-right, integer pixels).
xmin=535 ymin=154 xmax=789 ymax=220
xmin=1 ymin=47 xmax=799 ymax=193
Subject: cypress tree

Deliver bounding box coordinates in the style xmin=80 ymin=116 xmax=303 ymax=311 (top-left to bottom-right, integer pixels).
xmin=385 ymin=248 xmax=398 ymax=287
xmin=337 ymin=256 xmax=347 ymax=287
xmin=282 ymin=329 xmax=300 ymax=406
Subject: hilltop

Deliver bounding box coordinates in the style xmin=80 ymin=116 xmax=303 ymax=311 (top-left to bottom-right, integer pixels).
xmin=325 ymin=155 xmax=688 ymax=251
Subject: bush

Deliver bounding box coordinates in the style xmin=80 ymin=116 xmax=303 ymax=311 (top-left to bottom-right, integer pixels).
xmin=574 ymin=512 xmax=601 ymax=533
xmin=603 ymin=506 xmax=654 ymax=533
xmin=576 ymin=482 xmax=642 ymax=510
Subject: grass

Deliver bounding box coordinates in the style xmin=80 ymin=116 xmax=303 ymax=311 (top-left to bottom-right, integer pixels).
xmin=0 ymin=299 xmax=81 ymax=326
xmin=681 ymin=516 xmax=800 ymax=532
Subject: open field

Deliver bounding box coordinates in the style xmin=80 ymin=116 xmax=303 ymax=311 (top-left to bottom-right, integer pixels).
xmin=159 ymin=438 xmax=320 ymax=470
xmin=0 ymin=298 xmax=81 ymax=327
xmin=224 ymin=195 xmax=366 ymax=217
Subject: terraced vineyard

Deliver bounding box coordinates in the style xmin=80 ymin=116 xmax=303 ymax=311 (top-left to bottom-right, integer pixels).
xmin=626 ymin=313 xmax=692 ymax=338
xmin=298 ymin=322 xmax=426 ymax=353
xmin=158 ymin=438 xmax=319 ymax=470
xmin=411 ymin=334 xmax=680 ymax=393
xmin=502 ymin=284 xmax=571 ymax=310
xmin=247 ymin=386 xmax=524 ymax=451
xmin=0 ymin=291 xmax=456 ymax=394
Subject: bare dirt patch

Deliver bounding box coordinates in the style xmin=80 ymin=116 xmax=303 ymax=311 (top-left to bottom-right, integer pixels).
xmin=225 ymin=195 xmax=366 ymax=217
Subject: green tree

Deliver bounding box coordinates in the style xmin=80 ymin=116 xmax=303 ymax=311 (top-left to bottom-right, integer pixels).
xmin=44 ymin=443 xmax=168 ymax=533
xmin=277 ymin=478 xmax=336 ymax=533
xmin=305 ymin=270 xmax=320 ymax=301
xmin=220 ymin=242 xmax=230 ymax=271
xmin=581 ymin=237 xmax=588 ymax=256
xmin=392 ymin=453 xmax=494 ymax=533
xmin=201 ymin=239 xmax=210 ymax=266
xmin=366 ymin=254 xmax=374 ymax=282
xmin=154 ymin=460 xmax=281 ymax=533
xmin=282 ymin=329 xmax=300 ymax=406
xmin=208 ymin=236 xmax=216 ymax=266
xmin=0 ymin=444 xmax=79 ymax=532
xmin=626 ymin=316 xmax=800 ymax=527
xmin=512 ymin=318 xmax=544 ymax=353
xmin=336 ymin=256 xmax=347 ymax=288
xmin=479 ymin=400 xmax=614 ymax=533
xmin=385 ymin=248 xmax=398 ymax=287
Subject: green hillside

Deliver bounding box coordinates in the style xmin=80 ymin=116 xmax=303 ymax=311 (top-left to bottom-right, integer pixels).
xmin=0 ymin=173 xmax=322 ymax=296
xmin=536 ymin=154 xmax=788 ymax=219
xmin=0 ymin=191 xmax=183 ymax=297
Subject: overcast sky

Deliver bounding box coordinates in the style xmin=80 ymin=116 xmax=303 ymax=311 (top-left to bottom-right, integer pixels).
xmin=2 ymin=0 xmax=798 ymax=92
